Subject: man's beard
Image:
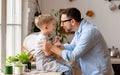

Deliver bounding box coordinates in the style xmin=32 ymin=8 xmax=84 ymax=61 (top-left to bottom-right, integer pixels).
xmin=67 ymin=24 xmax=74 ymax=32
xmin=64 ymin=26 xmax=73 ymax=33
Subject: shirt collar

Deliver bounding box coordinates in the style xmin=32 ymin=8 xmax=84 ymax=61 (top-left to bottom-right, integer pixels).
xmin=75 ymin=18 xmax=87 ymax=35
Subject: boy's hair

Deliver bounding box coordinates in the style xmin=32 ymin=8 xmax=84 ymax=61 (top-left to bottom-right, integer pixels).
xmin=35 ymin=14 xmax=54 ymax=29
xmin=60 ymin=7 xmax=82 ymax=22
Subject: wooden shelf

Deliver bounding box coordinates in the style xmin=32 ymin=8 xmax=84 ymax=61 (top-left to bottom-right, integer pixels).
xmin=111 ymin=58 xmax=120 ymax=64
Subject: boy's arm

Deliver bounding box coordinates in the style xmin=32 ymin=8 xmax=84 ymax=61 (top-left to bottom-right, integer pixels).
xmin=43 ymin=49 xmax=53 ymax=56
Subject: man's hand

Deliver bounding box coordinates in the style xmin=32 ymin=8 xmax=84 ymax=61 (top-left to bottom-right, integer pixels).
xmin=51 ymin=45 xmax=63 ymax=57
xmin=54 ymin=42 xmax=64 ymax=50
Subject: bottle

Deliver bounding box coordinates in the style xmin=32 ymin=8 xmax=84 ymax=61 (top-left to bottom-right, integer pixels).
xmin=110 ymin=46 xmax=117 ymax=58
xmin=116 ymin=48 xmax=119 ymax=58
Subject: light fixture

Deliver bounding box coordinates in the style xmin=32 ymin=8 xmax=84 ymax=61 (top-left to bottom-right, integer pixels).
xmin=69 ymin=0 xmax=75 ymax=2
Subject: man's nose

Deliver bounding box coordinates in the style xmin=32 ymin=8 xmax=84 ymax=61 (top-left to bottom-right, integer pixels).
xmin=60 ymin=23 xmax=64 ymax=27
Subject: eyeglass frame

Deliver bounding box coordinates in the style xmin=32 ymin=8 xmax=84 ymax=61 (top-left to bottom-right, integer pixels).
xmin=60 ymin=19 xmax=72 ymax=25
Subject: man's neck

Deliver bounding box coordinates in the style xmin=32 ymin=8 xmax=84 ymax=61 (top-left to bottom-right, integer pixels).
xmin=74 ymin=19 xmax=83 ymax=32
xmin=74 ymin=21 xmax=81 ymax=32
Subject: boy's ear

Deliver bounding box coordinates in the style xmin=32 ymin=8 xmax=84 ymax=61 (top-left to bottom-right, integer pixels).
xmin=45 ymin=26 xmax=48 ymax=29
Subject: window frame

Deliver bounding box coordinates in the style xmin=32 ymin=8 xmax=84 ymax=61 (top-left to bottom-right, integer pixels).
xmin=0 ymin=0 xmax=22 ymax=69
xmin=0 ymin=0 xmax=7 ymax=69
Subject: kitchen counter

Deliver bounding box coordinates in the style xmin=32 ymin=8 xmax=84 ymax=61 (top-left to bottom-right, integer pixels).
xmin=111 ymin=58 xmax=120 ymax=64
xmin=0 ymin=71 xmax=63 ymax=75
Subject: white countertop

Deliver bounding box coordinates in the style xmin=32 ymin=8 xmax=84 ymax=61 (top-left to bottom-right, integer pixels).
xmin=111 ymin=58 xmax=120 ymax=64
xmin=0 ymin=71 xmax=62 ymax=75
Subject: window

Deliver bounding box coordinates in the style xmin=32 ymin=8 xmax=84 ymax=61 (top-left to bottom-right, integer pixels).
xmin=0 ymin=0 xmax=2 ymax=68
xmin=6 ymin=0 xmax=21 ymax=56
xmin=0 ymin=0 xmax=22 ymax=68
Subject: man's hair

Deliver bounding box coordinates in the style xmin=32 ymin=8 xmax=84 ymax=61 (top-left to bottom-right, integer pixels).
xmin=61 ymin=8 xmax=82 ymax=22
xmin=35 ymin=14 xmax=54 ymax=29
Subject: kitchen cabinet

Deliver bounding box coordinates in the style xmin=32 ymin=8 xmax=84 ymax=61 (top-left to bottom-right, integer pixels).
xmin=112 ymin=64 xmax=120 ymax=75
xmin=111 ymin=58 xmax=120 ymax=75
xmin=111 ymin=58 xmax=120 ymax=64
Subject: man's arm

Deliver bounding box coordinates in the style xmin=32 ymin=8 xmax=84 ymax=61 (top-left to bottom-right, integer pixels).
xmin=52 ymin=28 xmax=97 ymax=62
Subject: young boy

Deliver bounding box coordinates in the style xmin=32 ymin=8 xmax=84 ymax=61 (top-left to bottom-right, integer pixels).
xmin=34 ymin=14 xmax=73 ymax=75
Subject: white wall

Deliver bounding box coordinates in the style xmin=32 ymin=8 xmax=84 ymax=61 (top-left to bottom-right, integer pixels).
xmin=22 ymin=0 xmax=40 ymax=40
xmin=41 ymin=0 xmax=120 ymax=48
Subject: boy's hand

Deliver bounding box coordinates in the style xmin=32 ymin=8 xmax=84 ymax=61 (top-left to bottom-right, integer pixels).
xmin=40 ymin=40 xmax=52 ymax=51
xmin=54 ymin=36 xmax=61 ymax=43
xmin=40 ymin=41 xmax=53 ymax=56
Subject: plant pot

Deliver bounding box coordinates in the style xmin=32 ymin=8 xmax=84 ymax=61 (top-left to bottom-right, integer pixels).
xmin=14 ymin=66 xmax=23 ymax=74
xmin=4 ymin=66 xmax=13 ymax=74
xmin=23 ymin=62 xmax=31 ymax=72
xmin=27 ymin=62 xmax=31 ymax=70
xmin=23 ymin=64 xmax=27 ymax=72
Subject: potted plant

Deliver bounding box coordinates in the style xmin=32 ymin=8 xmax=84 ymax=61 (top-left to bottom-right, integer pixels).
xmin=6 ymin=56 xmax=19 ymax=64
xmin=16 ymin=53 xmax=31 ymax=71
xmin=3 ymin=65 xmax=13 ymax=74
xmin=16 ymin=53 xmax=30 ymax=64
xmin=5 ymin=56 xmax=19 ymax=74
xmin=31 ymin=0 xmax=41 ymax=32
xmin=14 ymin=61 xmax=23 ymax=74
xmin=49 ymin=10 xmax=67 ymax=43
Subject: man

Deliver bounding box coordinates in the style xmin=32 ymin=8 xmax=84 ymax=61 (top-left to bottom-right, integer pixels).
xmin=40 ymin=8 xmax=114 ymax=75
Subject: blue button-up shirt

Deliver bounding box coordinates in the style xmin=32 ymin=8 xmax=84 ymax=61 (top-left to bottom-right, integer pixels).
xmin=62 ymin=19 xmax=114 ymax=75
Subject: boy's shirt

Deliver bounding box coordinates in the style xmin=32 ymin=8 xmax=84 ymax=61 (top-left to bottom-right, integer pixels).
xmin=34 ymin=33 xmax=61 ymax=72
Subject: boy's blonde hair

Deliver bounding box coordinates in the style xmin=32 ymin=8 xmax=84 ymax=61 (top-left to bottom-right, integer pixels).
xmin=35 ymin=14 xmax=54 ymax=29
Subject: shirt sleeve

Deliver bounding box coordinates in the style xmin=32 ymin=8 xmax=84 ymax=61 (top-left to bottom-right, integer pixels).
xmin=63 ymin=35 xmax=76 ymax=51
xmin=34 ymin=35 xmax=46 ymax=56
xmin=62 ymin=28 xmax=97 ymax=62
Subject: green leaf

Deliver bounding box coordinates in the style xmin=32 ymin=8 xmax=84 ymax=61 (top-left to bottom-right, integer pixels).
xmin=16 ymin=53 xmax=30 ymax=64
xmin=7 ymin=56 xmax=18 ymax=63
xmin=14 ymin=61 xmax=23 ymax=67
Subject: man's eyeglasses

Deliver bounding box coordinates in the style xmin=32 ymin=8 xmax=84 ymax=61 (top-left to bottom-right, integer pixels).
xmin=61 ymin=19 xmax=72 ymax=25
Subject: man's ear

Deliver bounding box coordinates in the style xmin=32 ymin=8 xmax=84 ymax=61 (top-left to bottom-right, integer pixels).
xmin=71 ymin=19 xmax=75 ymax=26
